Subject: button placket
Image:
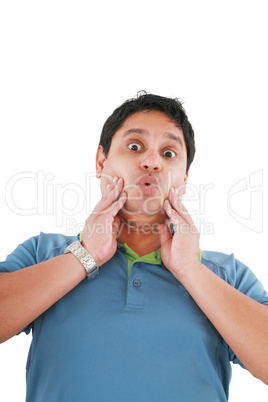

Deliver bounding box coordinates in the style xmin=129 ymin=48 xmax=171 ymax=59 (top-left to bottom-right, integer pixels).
xmin=125 ymin=261 xmax=144 ymax=309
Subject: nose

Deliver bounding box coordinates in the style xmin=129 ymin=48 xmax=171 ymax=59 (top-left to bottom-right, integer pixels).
xmin=140 ymin=152 xmax=161 ymax=172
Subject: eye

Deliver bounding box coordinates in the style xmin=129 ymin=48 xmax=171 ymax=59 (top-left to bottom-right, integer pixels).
xmin=163 ymin=149 xmax=176 ymax=158
xmin=128 ymin=142 xmax=141 ymax=151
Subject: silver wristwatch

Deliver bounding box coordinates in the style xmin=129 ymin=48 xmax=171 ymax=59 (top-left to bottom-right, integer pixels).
xmin=64 ymin=240 xmax=99 ymax=280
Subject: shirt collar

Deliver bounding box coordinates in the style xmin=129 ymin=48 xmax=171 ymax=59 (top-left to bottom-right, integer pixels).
xmin=117 ymin=242 xmax=162 ymax=265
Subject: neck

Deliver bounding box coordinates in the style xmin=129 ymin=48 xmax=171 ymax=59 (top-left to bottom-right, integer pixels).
xmin=116 ymin=214 xmax=163 ymax=257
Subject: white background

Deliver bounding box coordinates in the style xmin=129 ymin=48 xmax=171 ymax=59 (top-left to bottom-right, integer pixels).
xmin=0 ymin=0 xmax=267 ymax=400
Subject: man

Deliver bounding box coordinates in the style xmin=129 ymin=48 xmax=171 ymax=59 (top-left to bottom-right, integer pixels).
xmin=0 ymin=92 xmax=268 ymax=401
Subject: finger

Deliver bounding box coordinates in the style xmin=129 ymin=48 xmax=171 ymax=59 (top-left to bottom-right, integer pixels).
xmin=157 ymin=223 xmax=172 ymax=246
xmin=177 ymin=199 xmax=195 ymax=226
xmin=112 ymin=178 xmax=125 ymax=202
xmin=164 ymin=197 xmax=199 ymax=235
xmin=109 ymin=191 xmax=127 ymax=219
xmin=112 ymin=216 xmax=121 ymax=237
xmin=169 ymin=187 xmax=195 ymax=226
xmin=92 ymin=177 xmax=118 ymax=213
xmin=163 ymin=199 xmax=184 ymax=230
xmin=104 ymin=176 xmax=119 ymax=193
xmin=107 ymin=177 xmax=124 ymax=200
xmin=94 ymin=177 xmax=124 ymax=213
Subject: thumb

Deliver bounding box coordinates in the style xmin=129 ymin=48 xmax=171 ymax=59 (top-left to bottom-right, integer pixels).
xmin=112 ymin=216 xmax=121 ymax=238
xmin=157 ymin=223 xmax=172 ymax=246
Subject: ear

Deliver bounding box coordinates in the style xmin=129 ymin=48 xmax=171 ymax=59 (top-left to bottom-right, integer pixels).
xmin=96 ymin=145 xmax=107 ymax=179
xmin=182 ymin=171 xmax=188 ymax=195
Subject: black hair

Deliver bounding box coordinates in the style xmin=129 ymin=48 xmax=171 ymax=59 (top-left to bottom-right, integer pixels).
xmin=99 ymin=91 xmax=195 ymax=172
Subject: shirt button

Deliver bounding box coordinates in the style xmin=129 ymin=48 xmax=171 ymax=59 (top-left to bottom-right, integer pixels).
xmin=134 ymin=262 xmax=141 ymax=267
xmin=133 ymin=279 xmax=141 ymax=287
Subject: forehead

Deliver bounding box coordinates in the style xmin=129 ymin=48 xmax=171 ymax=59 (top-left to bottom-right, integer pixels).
xmin=119 ymin=110 xmax=183 ymax=136
xmin=112 ymin=110 xmax=186 ymax=152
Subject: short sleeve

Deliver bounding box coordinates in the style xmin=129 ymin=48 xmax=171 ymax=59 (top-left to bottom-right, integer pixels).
xmin=0 ymin=232 xmax=79 ymax=334
xmin=0 ymin=235 xmax=40 ymax=273
xmin=233 ymin=258 xmax=268 ymax=304
xmin=201 ymin=250 xmax=268 ymax=370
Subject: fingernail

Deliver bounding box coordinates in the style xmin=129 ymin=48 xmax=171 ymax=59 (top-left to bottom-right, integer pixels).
xmin=106 ymin=183 xmax=111 ymax=190
xmin=113 ymin=176 xmax=118 ymax=183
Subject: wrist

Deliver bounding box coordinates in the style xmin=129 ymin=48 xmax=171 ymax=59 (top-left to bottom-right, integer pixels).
xmin=174 ymin=261 xmax=203 ymax=288
xmin=64 ymin=241 xmax=99 ymax=280
xmin=81 ymin=241 xmax=102 ymax=268
xmin=64 ymin=252 xmax=87 ymax=279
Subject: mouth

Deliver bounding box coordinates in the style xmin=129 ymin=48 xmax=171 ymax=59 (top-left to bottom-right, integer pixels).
xmin=135 ymin=175 xmax=159 ymax=195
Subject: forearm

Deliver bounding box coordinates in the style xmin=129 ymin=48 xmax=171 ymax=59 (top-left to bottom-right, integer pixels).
xmin=179 ymin=262 xmax=268 ymax=384
xmin=0 ymin=253 xmax=86 ymax=343
xmin=0 ymin=178 xmax=126 ymax=344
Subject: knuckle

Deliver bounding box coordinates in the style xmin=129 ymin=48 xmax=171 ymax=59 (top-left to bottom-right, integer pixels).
xmin=102 ymin=193 xmax=109 ymax=201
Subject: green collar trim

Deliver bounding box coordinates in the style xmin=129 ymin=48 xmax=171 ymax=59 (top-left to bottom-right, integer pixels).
xmin=117 ymin=242 xmax=162 ymax=265
xmin=79 ymin=232 xmax=202 ymax=263
xmin=79 ymin=231 xmax=202 ymax=300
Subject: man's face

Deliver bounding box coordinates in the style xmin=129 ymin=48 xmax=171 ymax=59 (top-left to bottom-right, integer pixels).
xmin=96 ymin=110 xmax=188 ymax=221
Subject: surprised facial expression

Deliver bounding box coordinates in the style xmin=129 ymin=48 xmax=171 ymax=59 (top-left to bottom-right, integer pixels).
xmin=96 ymin=110 xmax=188 ymax=219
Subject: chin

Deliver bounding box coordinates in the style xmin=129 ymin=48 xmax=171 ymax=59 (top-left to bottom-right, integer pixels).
xmin=122 ymin=198 xmax=165 ymax=217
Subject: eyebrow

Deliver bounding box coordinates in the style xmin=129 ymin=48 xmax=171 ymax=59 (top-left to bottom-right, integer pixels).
xmin=123 ymin=128 xmax=184 ymax=148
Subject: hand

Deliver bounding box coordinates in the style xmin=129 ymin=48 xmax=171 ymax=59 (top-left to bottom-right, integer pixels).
xmin=157 ymin=187 xmax=200 ymax=280
xmin=81 ymin=177 xmax=127 ymax=267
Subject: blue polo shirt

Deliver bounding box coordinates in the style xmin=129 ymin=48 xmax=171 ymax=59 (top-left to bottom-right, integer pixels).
xmin=1 ymin=232 xmax=268 ymax=402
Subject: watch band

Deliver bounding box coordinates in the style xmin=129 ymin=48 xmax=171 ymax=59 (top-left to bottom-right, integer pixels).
xmin=64 ymin=240 xmax=99 ymax=280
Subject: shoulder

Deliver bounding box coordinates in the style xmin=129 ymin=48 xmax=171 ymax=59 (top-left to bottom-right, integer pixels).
xmin=201 ymin=250 xmax=236 ymax=284
xmin=201 ymin=250 xmax=268 ymax=303
xmin=29 ymin=231 xmax=79 ymax=263
xmin=35 ymin=232 xmax=79 ymax=261
xmin=0 ymin=232 xmax=79 ymax=272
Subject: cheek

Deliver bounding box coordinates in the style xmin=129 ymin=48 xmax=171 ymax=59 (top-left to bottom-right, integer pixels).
xmin=100 ymin=159 xmax=128 ymax=194
xmin=105 ymin=154 xmax=126 ymax=173
xmin=169 ymin=173 xmax=187 ymax=198
xmin=102 ymin=160 xmax=118 ymax=180
xmin=164 ymin=167 xmax=186 ymax=183
xmin=99 ymin=163 xmax=116 ymax=194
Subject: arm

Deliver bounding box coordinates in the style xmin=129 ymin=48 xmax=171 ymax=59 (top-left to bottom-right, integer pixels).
xmin=158 ymin=186 xmax=268 ymax=384
xmin=0 ymin=254 xmax=86 ymax=343
xmin=0 ymin=177 xmax=126 ymax=343
xmin=179 ymin=261 xmax=268 ymax=384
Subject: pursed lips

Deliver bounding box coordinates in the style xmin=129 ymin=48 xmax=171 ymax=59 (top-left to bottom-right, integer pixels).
xmin=135 ymin=175 xmax=159 ymax=195
xmin=135 ymin=175 xmax=158 ymax=187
